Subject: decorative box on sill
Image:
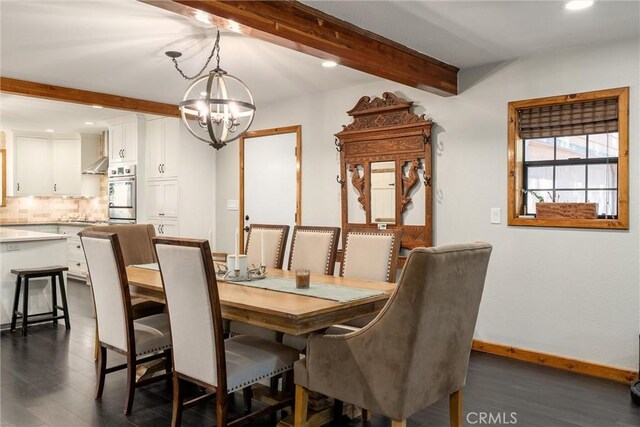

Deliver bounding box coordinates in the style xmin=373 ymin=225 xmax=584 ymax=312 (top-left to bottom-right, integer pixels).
xmin=536 ymin=202 xmax=598 ymax=219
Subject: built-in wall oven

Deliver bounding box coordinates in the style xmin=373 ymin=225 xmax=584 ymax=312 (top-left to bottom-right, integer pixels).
xmin=108 ymin=165 xmax=136 ymax=223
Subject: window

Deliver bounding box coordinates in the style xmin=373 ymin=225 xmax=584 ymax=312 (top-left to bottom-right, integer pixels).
xmin=508 ymin=88 xmax=629 ymax=229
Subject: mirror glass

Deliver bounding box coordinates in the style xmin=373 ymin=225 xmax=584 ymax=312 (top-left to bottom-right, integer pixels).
xmin=370 ymin=161 xmax=396 ymax=224
xmin=0 ymin=147 xmax=5 ymax=207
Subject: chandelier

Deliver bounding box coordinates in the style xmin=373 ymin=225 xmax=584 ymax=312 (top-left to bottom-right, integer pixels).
xmin=166 ymin=30 xmax=255 ymax=150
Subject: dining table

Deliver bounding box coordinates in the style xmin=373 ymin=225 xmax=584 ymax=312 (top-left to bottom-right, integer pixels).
xmin=126 ymin=266 xmax=396 ymax=336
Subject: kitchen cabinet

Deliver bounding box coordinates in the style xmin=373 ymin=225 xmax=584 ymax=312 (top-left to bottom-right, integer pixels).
xmin=58 ymin=225 xmax=87 ymax=279
xmin=15 ymin=135 xmax=52 ymax=196
xmin=149 ymin=218 xmax=178 ymax=237
xmin=147 ymin=180 xmax=178 ymax=218
xmin=13 ymin=133 xmax=81 ymax=196
xmin=109 ymin=119 xmax=138 ymax=164
xmin=52 ymin=139 xmax=81 ymax=195
xmin=146 ymin=117 xmax=178 ymax=179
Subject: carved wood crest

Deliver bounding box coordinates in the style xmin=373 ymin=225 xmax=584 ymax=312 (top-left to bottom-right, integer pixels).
xmin=338 ymin=92 xmax=432 ymax=133
xmin=401 ymin=160 xmax=421 ymax=211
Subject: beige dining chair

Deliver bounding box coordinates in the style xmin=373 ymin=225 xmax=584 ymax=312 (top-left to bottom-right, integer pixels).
xmin=229 ymin=223 xmax=290 ymax=339
xmin=245 ymin=223 xmax=290 ymax=269
xmin=153 ymin=236 xmax=300 ymax=427
xmin=294 ymin=243 xmax=493 ymax=427
xmin=288 ymin=226 xmax=340 ymax=275
xmin=80 ymin=231 xmax=172 ymax=415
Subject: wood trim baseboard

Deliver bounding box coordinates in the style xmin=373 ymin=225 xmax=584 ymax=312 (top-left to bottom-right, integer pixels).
xmin=472 ymin=339 xmax=638 ymax=384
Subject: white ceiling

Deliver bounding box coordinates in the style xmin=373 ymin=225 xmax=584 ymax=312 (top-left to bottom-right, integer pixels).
xmin=0 ymin=0 xmax=374 ymax=107
xmin=1 ymin=0 xmax=638 ymax=111
xmin=305 ymin=0 xmax=640 ymax=69
xmin=0 ymin=93 xmax=125 ymax=134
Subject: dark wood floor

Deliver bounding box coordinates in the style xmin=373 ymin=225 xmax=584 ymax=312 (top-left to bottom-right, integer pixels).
xmin=1 ymin=280 xmax=638 ymax=427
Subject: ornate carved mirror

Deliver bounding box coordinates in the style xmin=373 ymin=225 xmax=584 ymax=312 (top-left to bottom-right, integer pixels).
xmin=336 ymin=92 xmax=434 ymax=250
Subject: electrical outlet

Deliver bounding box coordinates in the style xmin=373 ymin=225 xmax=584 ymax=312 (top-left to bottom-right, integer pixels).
xmin=226 ymin=200 xmax=239 ymax=211
xmin=490 ymin=208 xmax=501 ymax=224
xmin=7 ymin=243 xmax=20 ymax=251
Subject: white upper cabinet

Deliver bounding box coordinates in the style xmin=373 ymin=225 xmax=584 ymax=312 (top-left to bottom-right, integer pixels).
xmin=52 ymin=138 xmax=81 ymax=195
xmin=109 ymin=118 xmax=138 ymax=164
xmin=146 ymin=117 xmax=178 ymax=179
xmin=13 ymin=133 xmax=80 ymax=196
xmin=15 ymin=135 xmax=52 ymax=196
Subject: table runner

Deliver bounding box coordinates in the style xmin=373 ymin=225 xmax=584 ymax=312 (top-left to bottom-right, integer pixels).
xmin=130 ymin=263 xmax=383 ymax=303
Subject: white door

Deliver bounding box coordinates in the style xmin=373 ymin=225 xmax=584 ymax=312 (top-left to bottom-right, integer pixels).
xmin=109 ymin=123 xmax=123 ymax=164
xmin=146 ymin=119 xmax=163 ymax=179
xmin=162 ymin=118 xmax=179 ymax=178
xmin=243 ymin=132 xmax=298 ymax=264
xmin=15 ymin=136 xmax=52 ymax=196
xmin=160 ymin=219 xmax=179 ymax=237
xmin=52 ymin=139 xmax=81 ymax=195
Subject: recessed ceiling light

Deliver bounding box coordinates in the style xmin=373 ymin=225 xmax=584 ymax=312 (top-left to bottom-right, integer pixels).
xmin=45 ymin=129 xmax=55 ymax=132
xmin=91 ymin=105 xmax=103 ymax=109
xmin=565 ymin=1 xmax=594 ymax=10
xmin=322 ymin=61 xmax=338 ymax=68
xmin=84 ymin=121 xmax=94 ymax=125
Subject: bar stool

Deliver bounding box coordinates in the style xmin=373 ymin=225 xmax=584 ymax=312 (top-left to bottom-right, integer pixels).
xmin=10 ymin=266 xmax=71 ymax=336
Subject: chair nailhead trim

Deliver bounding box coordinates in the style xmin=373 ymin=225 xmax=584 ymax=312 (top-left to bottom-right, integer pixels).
xmin=291 ymin=230 xmax=336 ymax=275
xmin=136 ymin=343 xmax=171 ymax=356
xmin=227 ymin=364 xmax=293 ymax=393
xmin=343 ymin=231 xmax=396 ymax=281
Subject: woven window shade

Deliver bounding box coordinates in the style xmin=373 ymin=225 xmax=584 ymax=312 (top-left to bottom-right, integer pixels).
xmin=519 ymin=98 xmax=618 ymax=139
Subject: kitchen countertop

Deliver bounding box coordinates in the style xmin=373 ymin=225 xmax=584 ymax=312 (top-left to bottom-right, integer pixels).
xmin=0 ymin=228 xmax=68 ymax=243
xmin=0 ymin=221 xmax=112 ymax=227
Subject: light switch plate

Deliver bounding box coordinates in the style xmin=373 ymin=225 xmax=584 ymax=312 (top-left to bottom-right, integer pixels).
xmin=490 ymin=208 xmax=501 ymax=224
xmin=226 ymin=200 xmax=239 ymax=211
xmin=7 ymin=243 xmax=20 ymax=251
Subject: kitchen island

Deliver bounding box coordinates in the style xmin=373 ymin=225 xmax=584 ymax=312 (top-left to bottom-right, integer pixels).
xmin=0 ymin=228 xmax=68 ymax=327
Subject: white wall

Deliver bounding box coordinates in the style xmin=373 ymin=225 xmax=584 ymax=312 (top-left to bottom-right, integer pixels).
xmin=216 ymin=38 xmax=639 ymax=370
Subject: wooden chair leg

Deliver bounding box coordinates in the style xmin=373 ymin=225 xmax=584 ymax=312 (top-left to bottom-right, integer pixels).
xmin=391 ymin=420 xmax=406 ymax=427
xmin=51 ymin=274 xmax=58 ymax=325
xmin=449 ymin=389 xmax=462 ymax=427
xmin=362 ymin=409 xmax=371 ymax=423
xmin=242 ymin=386 xmax=253 ymax=414
xmin=171 ymin=375 xmax=184 ymax=427
xmin=164 ymin=349 xmax=173 ymax=374
xmin=124 ymin=354 xmax=136 ymax=415
xmin=216 ymin=391 xmax=228 ymax=427
xmin=294 ymin=385 xmax=309 ymax=427
xmin=21 ymin=277 xmax=29 ymax=337
xmin=10 ymin=275 xmax=22 ymax=332
xmin=95 ymin=345 xmax=107 ymax=399
xmin=93 ymin=322 xmax=99 ymax=361
xmin=332 ymin=399 xmax=343 ymax=426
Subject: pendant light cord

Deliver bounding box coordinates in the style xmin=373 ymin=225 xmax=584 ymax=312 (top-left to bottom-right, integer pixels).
xmin=171 ymin=30 xmax=221 ymax=80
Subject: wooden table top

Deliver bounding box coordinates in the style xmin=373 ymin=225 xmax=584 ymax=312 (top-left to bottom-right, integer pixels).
xmin=126 ymin=267 xmax=395 ymax=336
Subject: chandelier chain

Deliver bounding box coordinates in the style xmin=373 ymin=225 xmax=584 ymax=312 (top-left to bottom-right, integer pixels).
xmin=171 ymin=30 xmax=221 ymax=81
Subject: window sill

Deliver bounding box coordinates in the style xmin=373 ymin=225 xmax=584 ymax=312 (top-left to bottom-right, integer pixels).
xmin=508 ymin=216 xmax=628 ymax=230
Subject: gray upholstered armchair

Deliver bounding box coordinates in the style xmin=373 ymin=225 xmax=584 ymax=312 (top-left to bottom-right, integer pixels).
xmin=294 ymin=243 xmax=492 ymax=427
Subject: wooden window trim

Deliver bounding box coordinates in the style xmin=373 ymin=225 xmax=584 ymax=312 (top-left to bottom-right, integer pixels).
xmin=507 ymin=87 xmax=629 ymax=229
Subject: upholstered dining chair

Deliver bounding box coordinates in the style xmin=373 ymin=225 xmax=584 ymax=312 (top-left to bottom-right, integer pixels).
xmin=288 ymin=226 xmax=340 ymax=275
xmin=294 ymin=243 xmax=493 ymax=427
xmin=153 ymin=237 xmax=300 ymax=427
xmin=245 ymin=223 xmax=290 ymax=269
xmin=80 ymin=231 xmax=172 ymax=415
xmin=84 ymin=224 xmax=165 ymax=319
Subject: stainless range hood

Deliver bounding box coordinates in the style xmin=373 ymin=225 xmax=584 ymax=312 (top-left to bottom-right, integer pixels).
xmin=83 ymin=131 xmax=108 ymax=175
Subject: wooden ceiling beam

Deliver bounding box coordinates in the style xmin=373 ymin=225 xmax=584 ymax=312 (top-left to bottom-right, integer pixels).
xmin=141 ymin=0 xmax=459 ymax=96
xmin=0 ymin=77 xmax=179 ymax=117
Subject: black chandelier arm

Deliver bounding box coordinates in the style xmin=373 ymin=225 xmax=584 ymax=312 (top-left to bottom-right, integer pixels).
xmin=169 ymin=30 xmax=221 ymax=81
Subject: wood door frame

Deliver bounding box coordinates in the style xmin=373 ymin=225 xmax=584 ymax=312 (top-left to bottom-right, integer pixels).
xmin=239 ymin=125 xmax=302 ymax=252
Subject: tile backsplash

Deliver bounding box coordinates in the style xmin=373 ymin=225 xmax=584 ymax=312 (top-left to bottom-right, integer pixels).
xmin=0 ymin=176 xmax=108 ymax=224
xmin=0 ymin=195 xmax=108 ymax=224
